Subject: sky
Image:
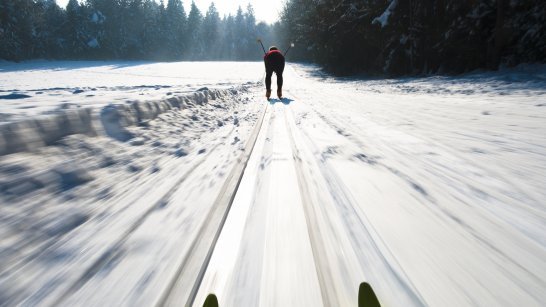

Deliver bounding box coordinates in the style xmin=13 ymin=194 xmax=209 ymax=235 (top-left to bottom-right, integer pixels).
xmin=55 ymin=0 xmax=284 ymax=24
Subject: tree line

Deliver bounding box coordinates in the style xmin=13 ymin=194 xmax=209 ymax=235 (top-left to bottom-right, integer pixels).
xmin=279 ymin=0 xmax=546 ymax=75
xmin=0 ymin=0 xmax=279 ymax=61
xmin=1 ymin=0 xmax=544 ymax=76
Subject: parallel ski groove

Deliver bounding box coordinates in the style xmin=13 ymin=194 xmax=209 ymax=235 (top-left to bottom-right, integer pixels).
xmin=156 ymin=102 xmax=269 ymax=307
xmin=290 ymin=97 xmax=428 ymax=306
xmin=283 ymin=104 xmax=340 ymax=307
xmin=307 ymin=97 xmax=546 ymax=286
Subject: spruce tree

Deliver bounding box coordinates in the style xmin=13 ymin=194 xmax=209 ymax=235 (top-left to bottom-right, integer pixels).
xmin=124 ymin=0 xmax=146 ymax=59
xmin=165 ymin=0 xmax=187 ymax=59
xmin=34 ymin=0 xmax=65 ymax=59
xmin=0 ymin=0 xmax=21 ymax=60
xmin=186 ymin=1 xmax=203 ymax=59
xmin=64 ymin=0 xmax=86 ymax=58
xmin=201 ymin=2 xmax=220 ymax=59
xmin=219 ymin=14 xmax=236 ymax=60
xmin=141 ymin=0 xmax=162 ymax=59
xmin=243 ymin=4 xmax=257 ymax=59
xmin=1 ymin=0 xmax=35 ymax=60
xmin=234 ymin=6 xmax=245 ymax=60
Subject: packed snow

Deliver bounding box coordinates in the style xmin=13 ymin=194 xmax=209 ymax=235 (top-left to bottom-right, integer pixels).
xmin=0 ymin=61 xmax=545 ymax=306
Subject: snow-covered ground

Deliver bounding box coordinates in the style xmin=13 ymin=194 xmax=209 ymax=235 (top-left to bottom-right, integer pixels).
xmin=0 ymin=61 xmax=545 ymax=306
xmin=0 ymin=61 xmax=262 ymax=123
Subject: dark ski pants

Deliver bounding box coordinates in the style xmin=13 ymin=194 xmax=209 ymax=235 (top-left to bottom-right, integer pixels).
xmin=265 ymin=65 xmax=284 ymax=91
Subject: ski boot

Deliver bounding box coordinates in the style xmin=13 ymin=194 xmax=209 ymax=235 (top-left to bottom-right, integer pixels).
xmin=277 ymin=89 xmax=283 ymax=99
xmin=266 ymin=89 xmax=271 ymax=100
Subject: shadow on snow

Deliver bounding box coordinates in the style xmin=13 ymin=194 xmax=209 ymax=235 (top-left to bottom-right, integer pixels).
xmin=269 ymin=97 xmax=294 ymax=105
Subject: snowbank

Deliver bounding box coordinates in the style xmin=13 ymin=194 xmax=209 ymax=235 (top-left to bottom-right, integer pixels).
xmin=0 ymin=87 xmax=246 ymax=156
xmin=0 ymin=61 xmax=263 ymax=122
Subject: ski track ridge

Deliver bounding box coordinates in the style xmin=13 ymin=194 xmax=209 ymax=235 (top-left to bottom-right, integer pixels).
xmin=156 ymin=101 xmax=269 ymax=307
xmin=306 ymin=97 xmax=546 ymax=282
xmin=287 ymin=91 xmax=428 ymax=306
xmin=283 ymin=103 xmax=340 ymax=306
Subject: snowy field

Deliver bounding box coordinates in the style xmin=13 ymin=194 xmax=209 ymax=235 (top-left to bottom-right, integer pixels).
xmin=0 ymin=61 xmax=545 ymax=306
xmin=0 ymin=61 xmax=263 ymax=123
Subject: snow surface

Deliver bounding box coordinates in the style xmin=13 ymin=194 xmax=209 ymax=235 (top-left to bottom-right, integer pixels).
xmin=0 ymin=61 xmax=263 ymax=123
xmin=1 ymin=61 xmax=545 ymax=306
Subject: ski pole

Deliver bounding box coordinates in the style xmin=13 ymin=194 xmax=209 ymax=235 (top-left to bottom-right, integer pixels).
xmin=284 ymin=43 xmax=295 ymax=57
xmin=257 ymin=38 xmax=266 ymax=55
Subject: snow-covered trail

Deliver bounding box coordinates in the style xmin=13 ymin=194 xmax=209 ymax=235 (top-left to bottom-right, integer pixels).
xmin=192 ymin=65 xmax=546 ymax=306
xmin=192 ymin=102 xmax=327 ymax=307
xmin=0 ymin=86 xmax=266 ymax=306
xmin=1 ymin=62 xmax=545 ymax=306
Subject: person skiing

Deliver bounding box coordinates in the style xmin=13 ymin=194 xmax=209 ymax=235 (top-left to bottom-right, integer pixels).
xmin=264 ymin=46 xmax=285 ymax=99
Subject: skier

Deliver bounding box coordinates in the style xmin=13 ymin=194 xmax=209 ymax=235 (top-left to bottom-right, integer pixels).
xmin=264 ymin=46 xmax=285 ymax=100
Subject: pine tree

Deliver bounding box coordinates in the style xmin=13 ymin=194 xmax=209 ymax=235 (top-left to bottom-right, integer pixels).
xmin=124 ymin=0 xmax=146 ymax=59
xmin=243 ymin=4 xmax=257 ymax=59
xmin=141 ymin=0 xmax=162 ymax=59
xmin=0 ymin=0 xmax=22 ymax=60
xmin=234 ymin=6 xmax=245 ymax=60
xmin=0 ymin=0 xmax=35 ymax=60
xmin=86 ymin=0 xmax=120 ymax=58
xmin=186 ymin=1 xmax=203 ymax=59
xmin=219 ymin=14 xmax=236 ymax=60
xmin=201 ymin=2 xmax=220 ymax=59
xmin=34 ymin=0 xmax=66 ymax=59
xmin=64 ymin=0 xmax=87 ymax=58
xmin=165 ymin=0 xmax=187 ymax=59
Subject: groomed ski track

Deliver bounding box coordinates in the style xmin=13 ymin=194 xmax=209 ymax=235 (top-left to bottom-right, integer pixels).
xmin=186 ymin=96 xmax=423 ymax=307
xmin=2 ymin=64 xmax=545 ymax=307
xmin=189 ymin=68 xmax=544 ymax=307
xmin=170 ymin=67 xmax=545 ymax=306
